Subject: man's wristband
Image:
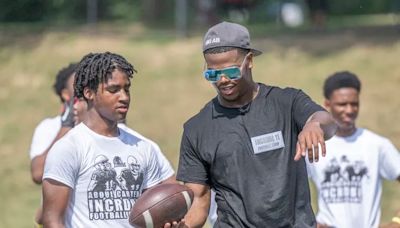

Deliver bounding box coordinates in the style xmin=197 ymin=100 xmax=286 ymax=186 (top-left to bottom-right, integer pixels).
xmin=392 ymin=216 xmax=400 ymax=224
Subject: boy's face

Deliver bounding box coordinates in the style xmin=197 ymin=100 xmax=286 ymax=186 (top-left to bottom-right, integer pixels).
xmin=61 ymin=73 xmax=76 ymax=102
xmin=93 ymin=69 xmax=131 ymax=123
xmin=325 ymin=87 xmax=359 ymax=134
xmin=73 ymin=97 xmax=87 ymax=125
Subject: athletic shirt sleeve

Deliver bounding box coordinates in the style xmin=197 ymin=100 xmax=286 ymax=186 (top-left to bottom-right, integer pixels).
xmin=292 ymin=89 xmax=325 ymax=130
xmin=177 ymin=130 xmax=208 ymax=184
xmin=29 ymin=117 xmax=61 ymax=160
xmin=117 ymin=124 xmax=175 ymax=182
xmin=379 ymin=138 xmax=400 ymax=180
xmin=142 ymin=143 xmax=163 ymax=189
xmin=151 ymin=143 xmax=175 ymax=181
xmin=43 ymin=137 xmax=80 ymax=188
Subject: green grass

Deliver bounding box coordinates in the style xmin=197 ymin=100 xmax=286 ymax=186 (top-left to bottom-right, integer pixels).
xmin=0 ymin=21 xmax=399 ymax=227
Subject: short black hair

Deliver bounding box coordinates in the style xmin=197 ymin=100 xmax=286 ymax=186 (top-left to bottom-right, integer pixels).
xmin=53 ymin=63 xmax=77 ymax=102
xmin=323 ymin=71 xmax=361 ymax=99
xmin=74 ymin=52 xmax=136 ymax=99
xmin=204 ymin=46 xmax=250 ymax=56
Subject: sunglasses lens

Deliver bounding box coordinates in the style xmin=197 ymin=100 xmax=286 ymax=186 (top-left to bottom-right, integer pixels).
xmin=222 ymin=67 xmax=241 ymax=80
xmin=204 ymin=70 xmax=218 ymax=82
xmin=204 ymin=67 xmax=241 ymax=82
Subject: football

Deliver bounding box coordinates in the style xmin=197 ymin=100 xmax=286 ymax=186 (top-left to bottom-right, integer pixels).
xmin=129 ymin=183 xmax=194 ymax=228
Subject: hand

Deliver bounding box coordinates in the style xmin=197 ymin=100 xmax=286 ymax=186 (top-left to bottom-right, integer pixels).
xmin=294 ymin=121 xmax=326 ymax=162
xmin=163 ymin=219 xmax=188 ymax=228
xmin=381 ymin=214 xmax=400 ymax=228
xmin=317 ymin=223 xmax=331 ymax=228
xmin=61 ymin=98 xmax=75 ymax=128
xmin=379 ymin=222 xmax=400 ymax=228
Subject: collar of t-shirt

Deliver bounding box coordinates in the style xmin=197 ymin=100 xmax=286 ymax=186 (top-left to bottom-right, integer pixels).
xmin=212 ymin=83 xmax=270 ymax=118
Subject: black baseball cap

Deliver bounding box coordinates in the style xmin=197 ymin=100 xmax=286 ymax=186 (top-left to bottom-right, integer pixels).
xmin=202 ymin=21 xmax=262 ymax=56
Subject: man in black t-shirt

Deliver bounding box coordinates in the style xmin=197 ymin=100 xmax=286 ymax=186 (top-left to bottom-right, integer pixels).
xmin=174 ymin=21 xmax=337 ymax=228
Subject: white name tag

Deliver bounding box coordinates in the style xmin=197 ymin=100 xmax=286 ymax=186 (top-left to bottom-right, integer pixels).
xmin=251 ymin=131 xmax=285 ymax=154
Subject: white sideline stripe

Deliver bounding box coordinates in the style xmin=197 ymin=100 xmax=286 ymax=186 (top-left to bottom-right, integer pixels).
xmin=182 ymin=191 xmax=192 ymax=210
xmin=143 ymin=210 xmax=154 ymax=228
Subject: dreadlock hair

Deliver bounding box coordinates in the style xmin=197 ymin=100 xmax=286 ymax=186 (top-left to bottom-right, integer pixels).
xmin=53 ymin=63 xmax=77 ymax=102
xmin=204 ymin=46 xmax=250 ymax=57
xmin=323 ymin=71 xmax=361 ymax=99
xmin=74 ymin=52 xmax=137 ymax=99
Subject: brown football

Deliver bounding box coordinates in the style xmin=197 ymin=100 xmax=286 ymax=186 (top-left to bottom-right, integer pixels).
xmin=129 ymin=183 xmax=194 ymax=228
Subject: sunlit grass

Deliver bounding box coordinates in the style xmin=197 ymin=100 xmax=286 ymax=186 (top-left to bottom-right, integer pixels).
xmin=0 ymin=21 xmax=399 ymax=227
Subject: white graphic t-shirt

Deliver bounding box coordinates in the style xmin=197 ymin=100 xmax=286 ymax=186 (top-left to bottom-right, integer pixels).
xmin=307 ymin=128 xmax=400 ymax=228
xmin=118 ymin=123 xmax=175 ymax=181
xmin=29 ymin=116 xmax=61 ymax=159
xmin=43 ymin=123 xmax=163 ymax=228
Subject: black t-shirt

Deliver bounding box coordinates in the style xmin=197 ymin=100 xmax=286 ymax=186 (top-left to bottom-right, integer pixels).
xmin=177 ymin=83 xmax=324 ymax=227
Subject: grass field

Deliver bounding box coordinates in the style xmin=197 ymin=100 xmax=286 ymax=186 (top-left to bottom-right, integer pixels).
xmin=0 ymin=22 xmax=399 ymax=227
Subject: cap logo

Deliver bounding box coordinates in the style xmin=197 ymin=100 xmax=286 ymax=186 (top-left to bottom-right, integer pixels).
xmin=205 ymin=37 xmax=220 ymax=46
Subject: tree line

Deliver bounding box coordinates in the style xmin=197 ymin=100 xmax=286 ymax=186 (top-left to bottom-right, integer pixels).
xmin=0 ymin=0 xmax=397 ymax=24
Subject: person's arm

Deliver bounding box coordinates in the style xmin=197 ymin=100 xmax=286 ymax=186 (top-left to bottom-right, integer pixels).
xmin=42 ymin=179 xmax=71 ymax=228
xmin=182 ymin=183 xmax=210 ymax=228
xmin=294 ymin=110 xmax=337 ymax=162
xmin=30 ymin=127 xmax=72 ymax=184
xmin=160 ymin=175 xmax=177 ymax=184
xmin=379 ymin=210 xmax=400 ymax=228
xmin=163 ymin=182 xmax=210 ymax=228
xmin=307 ymin=111 xmax=337 ymax=140
xmin=392 ymin=210 xmax=400 ymax=227
xmin=31 ymin=99 xmax=75 ymax=184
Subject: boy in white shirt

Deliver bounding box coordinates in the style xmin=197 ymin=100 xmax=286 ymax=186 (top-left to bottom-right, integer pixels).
xmin=307 ymin=71 xmax=400 ymax=228
xmin=42 ymin=52 xmax=174 ymax=227
xmin=29 ymin=63 xmax=77 ymax=227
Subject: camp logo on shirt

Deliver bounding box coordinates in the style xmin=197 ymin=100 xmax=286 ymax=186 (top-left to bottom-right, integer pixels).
xmin=320 ymin=155 xmax=369 ymax=204
xmin=251 ymin=131 xmax=285 ymax=154
xmin=87 ymin=154 xmax=144 ymax=220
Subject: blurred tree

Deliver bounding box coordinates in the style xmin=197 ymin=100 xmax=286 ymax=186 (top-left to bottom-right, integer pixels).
xmin=0 ymin=0 xmax=47 ymax=22
xmin=87 ymin=0 xmax=98 ymax=24
xmin=328 ymin=0 xmax=391 ymax=15
xmin=196 ymin=0 xmax=218 ymax=27
xmin=0 ymin=0 xmax=394 ymax=24
xmin=142 ymin=0 xmax=175 ymax=26
xmin=176 ymin=0 xmax=188 ymax=37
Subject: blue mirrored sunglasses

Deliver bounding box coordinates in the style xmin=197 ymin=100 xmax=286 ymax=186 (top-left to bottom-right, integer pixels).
xmin=203 ymin=66 xmax=241 ymax=82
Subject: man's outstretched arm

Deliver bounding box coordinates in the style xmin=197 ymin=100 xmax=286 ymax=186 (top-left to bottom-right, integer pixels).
xmin=294 ymin=111 xmax=337 ymax=162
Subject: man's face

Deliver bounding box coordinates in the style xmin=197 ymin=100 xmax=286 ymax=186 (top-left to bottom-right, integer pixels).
xmin=93 ymin=69 xmax=131 ymax=123
xmin=325 ymin=87 xmax=359 ymax=135
xmin=204 ymin=50 xmax=253 ymax=106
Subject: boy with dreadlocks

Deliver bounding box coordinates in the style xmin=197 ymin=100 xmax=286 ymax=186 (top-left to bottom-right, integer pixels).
xmin=42 ymin=52 xmax=168 ymax=227
xmin=28 ymin=63 xmax=77 ymax=227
